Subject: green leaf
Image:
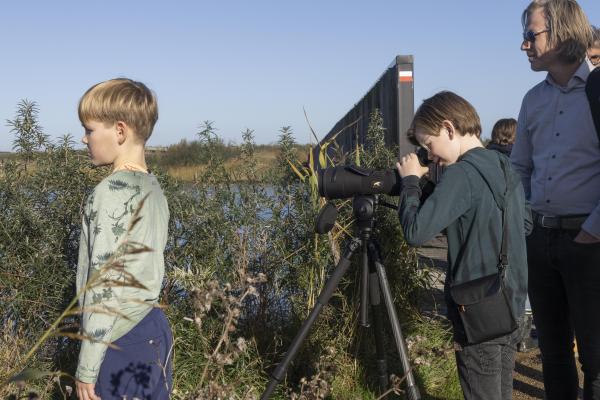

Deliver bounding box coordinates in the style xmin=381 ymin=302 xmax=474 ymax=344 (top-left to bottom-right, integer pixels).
xmin=9 ymin=368 xmax=53 ymax=383
xmin=286 ymin=159 xmax=305 ymax=182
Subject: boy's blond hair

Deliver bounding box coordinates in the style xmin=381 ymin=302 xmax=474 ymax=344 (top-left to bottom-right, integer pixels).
xmin=522 ymin=0 xmax=593 ymax=64
xmin=78 ymin=78 xmax=158 ymax=142
xmin=407 ymin=91 xmax=481 ymax=146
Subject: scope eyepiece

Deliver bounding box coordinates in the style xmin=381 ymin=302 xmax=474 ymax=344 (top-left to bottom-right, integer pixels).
xmin=416 ymin=147 xmax=431 ymax=167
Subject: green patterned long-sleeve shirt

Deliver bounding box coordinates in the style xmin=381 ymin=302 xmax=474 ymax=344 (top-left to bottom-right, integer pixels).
xmin=76 ymin=170 xmax=169 ymax=383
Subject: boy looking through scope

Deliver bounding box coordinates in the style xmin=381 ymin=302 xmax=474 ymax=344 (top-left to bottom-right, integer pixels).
xmin=397 ymin=91 xmax=531 ymax=400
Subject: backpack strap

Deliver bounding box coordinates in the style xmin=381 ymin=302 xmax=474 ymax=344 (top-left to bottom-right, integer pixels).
xmin=461 ymin=158 xmax=510 ymax=273
xmin=585 ymin=67 xmax=600 ymax=147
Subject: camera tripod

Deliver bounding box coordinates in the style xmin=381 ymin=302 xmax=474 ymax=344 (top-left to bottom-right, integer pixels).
xmin=261 ymin=195 xmax=420 ymax=400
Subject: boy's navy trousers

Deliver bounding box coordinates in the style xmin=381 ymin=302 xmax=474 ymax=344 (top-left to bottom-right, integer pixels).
xmin=95 ymin=307 xmax=173 ymax=400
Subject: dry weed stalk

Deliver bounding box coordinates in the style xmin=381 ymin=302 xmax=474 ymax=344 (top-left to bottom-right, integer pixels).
xmin=288 ymin=346 xmax=337 ymax=400
xmin=375 ymin=374 xmax=408 ymax=400
xmin=406 ymin=332 xmax=453 ymax=368
xmin=191 ymin=231 xmax=266 ymax=399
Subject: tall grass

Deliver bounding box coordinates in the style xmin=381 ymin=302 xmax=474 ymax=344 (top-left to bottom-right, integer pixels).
xmin=0 ymin=102 xmax=459 ymax=399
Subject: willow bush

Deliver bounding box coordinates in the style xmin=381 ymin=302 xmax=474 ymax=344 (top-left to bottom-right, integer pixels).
xmin=0 ymin=102 xmax=459 ymax=399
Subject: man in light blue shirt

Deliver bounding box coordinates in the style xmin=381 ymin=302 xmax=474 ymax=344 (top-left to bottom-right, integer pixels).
xmin=511 ymin=1 xmax=600 ymax=399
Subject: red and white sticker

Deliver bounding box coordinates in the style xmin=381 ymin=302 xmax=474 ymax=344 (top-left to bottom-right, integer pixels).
xmin=399 ymin=71 xmax=413 ymax=83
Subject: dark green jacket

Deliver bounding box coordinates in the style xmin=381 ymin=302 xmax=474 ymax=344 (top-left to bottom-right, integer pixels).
xmin=399 ymin=147 xmax=531 ymax=317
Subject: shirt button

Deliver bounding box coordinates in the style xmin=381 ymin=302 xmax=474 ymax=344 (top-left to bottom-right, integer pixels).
xmin=556 ymin=133 xmax=560 ymax=136
xmin=559 ymin=110 xmax=564 ymax=114
xmin=548 ymin=177 xmax=552 ymax=181
xmin=546 ymin=200 xmax=551 ymax=203
xmin=552 ymin=155 xmax=556 ymax=159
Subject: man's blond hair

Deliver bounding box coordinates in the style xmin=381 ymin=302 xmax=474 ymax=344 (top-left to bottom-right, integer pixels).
xmin=78 ymin=78 xmax=158 ymax=142
xmin=522 ymin=0 xmax=593 ymax=64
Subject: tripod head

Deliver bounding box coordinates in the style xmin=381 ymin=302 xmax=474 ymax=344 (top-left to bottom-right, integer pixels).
xmin=353 ymin=195 xmax=376 ymax=233
xmin=315 ymin=194 xmax=398 ymax=236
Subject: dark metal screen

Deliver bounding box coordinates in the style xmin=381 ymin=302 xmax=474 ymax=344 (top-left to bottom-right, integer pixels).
xmin=318 ymin=55 xmax=415 ymax=164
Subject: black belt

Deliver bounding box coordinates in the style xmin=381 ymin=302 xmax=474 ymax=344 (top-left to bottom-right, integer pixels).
xmin=532 ymin=211 xmax=588 ymax=230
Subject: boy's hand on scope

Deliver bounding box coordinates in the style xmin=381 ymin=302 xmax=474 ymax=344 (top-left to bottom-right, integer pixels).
xmin=397 ymin=153 xmax=429 ymax=179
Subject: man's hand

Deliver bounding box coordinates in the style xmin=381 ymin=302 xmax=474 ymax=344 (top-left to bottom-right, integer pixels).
xmin=396 ymin=153 xmax=429 ymax=179
xmin=574 ymin=229 xmax=600 ymax=244
xmin=76 ymin=380 xmax=100 ymax=400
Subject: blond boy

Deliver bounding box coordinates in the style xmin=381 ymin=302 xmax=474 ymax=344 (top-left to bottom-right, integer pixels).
xmin=76 ymin=78 xmax=172 ymax=400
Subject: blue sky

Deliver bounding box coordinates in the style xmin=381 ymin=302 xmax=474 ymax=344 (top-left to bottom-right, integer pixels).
xmin=1 ymin=1 xmax=599 ymax=151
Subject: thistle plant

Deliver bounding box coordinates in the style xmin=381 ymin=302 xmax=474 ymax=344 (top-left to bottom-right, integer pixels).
xmin=6 ymin=100 xmax=49 ymax=167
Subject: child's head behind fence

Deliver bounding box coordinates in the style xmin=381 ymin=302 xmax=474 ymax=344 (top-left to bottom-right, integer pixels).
xmin=491 ymin=118 xmax=517 ymax=146
xmin=78 ymin=78 xmax=158 ymax=142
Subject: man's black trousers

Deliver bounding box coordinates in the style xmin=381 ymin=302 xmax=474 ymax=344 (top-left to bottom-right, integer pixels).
xmin=527 ymin=225 xmax=600 ymax=400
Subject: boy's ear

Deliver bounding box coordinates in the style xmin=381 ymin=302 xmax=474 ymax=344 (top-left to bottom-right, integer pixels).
xmin=115 ymin=121 xmax=127 ymax=145
xmin=441 ymin=120 xmax=455 ymax=139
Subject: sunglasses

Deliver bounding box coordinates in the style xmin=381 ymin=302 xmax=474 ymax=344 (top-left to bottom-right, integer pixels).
xmin=522 ymin=29 xmax=549 ymax=43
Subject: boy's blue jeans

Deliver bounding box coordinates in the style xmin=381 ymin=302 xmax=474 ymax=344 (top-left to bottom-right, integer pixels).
xmin=527 ymin=225 xmax=600 ymax=400
xmin=451 ymin=315 xmax=523 ymax=400
xmin=95 ymin=307 xmax=173 ymax=400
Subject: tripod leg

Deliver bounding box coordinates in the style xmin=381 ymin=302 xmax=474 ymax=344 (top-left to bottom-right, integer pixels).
xmin=369 ymin=266 xmax=390 ymax=394
xmin=360 ymin=241 xmax=370 ymax=327
xmin=369 ymin=242 xmax=421 ymax=400
xmin=261 ymin=238 xmax=362 ymax=400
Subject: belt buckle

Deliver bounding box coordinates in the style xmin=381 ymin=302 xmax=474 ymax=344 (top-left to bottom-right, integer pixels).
xmin=540 ymin=215 xmax=558 ymax=229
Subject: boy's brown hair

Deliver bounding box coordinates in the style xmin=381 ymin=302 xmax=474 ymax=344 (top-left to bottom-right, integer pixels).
xmin=407 ymin=91 xmax=481 ymax=146
xmin=522 ymin=0 xmax=593 ymax=64
xmin=491 ymin=118 xmax=517 ymax=146
xmin=78 ymin=78 xmax=158 ymax=142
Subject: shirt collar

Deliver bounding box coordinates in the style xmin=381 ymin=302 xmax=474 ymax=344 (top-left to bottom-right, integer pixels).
xmin=544 ymin=60 xmax=592 ymax=90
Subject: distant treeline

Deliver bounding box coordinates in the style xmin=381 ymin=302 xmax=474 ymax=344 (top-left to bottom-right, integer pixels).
xmin=148 ymin=136 xmax=311 ymax=168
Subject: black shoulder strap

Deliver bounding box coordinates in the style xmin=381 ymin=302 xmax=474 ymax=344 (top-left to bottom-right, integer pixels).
xmin=585 ymin=67 xmax=600 ymax=147
xmin=461 ymin=158 xmax=509 ymax=271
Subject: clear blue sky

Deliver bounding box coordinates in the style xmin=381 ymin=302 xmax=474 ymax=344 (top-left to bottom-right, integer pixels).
xmin=1 ymin=0 xmax=599 ymax=151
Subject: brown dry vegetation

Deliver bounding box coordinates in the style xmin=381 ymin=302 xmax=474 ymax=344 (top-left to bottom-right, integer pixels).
xmin=162 ymin=146 xmax=307 ymax=182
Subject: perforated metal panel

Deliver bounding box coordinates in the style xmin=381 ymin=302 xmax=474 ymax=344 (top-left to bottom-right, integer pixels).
xmin=317 ymin=55 xmax=415 ymax=166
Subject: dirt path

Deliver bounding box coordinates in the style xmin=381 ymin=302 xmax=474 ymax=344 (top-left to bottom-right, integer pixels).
xmin=513 ymin=350 xmax=546 ymax=399
xmin=417 ymin=235 xmax=584 ymax=400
